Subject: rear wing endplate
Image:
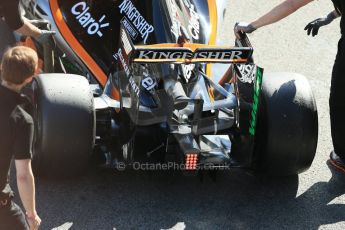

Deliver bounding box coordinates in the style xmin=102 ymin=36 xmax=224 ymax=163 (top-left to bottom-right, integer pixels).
xmin=120 ymin=25 xmax=253 ymax=64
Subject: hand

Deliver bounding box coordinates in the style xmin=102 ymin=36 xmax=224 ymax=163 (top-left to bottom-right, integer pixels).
xmin=304 ymin=12 xmax=337 ymax=36
xmin=26 ymin=212 xmax=41 ymax=230
xmin=234 ymin=22 xmax=256 ymax=39
xmin=36 ymin=30 xmax=56 ymax=44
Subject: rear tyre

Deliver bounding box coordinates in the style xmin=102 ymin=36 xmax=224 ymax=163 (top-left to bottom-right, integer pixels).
xmin=256 ymin=73 xmax=318 ymax=176
xmin=31 ymin=74 xmax=95 ymax=178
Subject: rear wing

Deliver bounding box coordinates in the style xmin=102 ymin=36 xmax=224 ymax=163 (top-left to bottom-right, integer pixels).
xmin=119 ymin=25 xmax=253 ymax=64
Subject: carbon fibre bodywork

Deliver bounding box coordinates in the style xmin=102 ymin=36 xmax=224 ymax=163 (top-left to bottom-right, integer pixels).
xmin=21 ymin=0 xmax=269 ymax=171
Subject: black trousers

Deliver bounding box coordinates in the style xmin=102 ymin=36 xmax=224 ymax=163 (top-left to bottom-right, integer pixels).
xmin=330 ymin=36 xmax=345 ymax=162
xmin=0 ymin=201 xmax=28 ymax=230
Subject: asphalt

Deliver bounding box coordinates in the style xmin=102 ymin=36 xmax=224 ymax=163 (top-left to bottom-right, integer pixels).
xmin=12 ymin=1 xmax=345 ymax=229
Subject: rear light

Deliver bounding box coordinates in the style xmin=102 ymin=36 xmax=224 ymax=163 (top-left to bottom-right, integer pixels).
xmin=185 ymin=153 xmax=198 ymax=170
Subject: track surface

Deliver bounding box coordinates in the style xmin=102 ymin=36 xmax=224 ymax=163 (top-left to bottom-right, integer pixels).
xmin=12 ymin=1 xmax=345 ymax=229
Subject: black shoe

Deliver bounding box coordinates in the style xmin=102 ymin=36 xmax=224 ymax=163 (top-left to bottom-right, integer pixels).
xmin=329 ymin=151 xmax=345 ymax=174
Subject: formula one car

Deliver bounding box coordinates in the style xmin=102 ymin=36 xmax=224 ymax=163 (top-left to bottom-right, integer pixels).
xmin=19 ymin=0 xmax=318 ymax=178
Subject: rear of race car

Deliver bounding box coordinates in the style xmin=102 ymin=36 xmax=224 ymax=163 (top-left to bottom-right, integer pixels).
xmin=105 ymin=26 xmax=263 ymax=172
xmin=19 ymin=0 xmax=317 ymax=178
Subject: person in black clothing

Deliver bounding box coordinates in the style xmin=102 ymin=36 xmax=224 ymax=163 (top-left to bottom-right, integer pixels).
xmin=234 ymin=0 xmax=345 ymax=174
xmin=320 ymin=0 xmax=345 ymax=173
xmin=0 ymin=46 xmax=41 ymax=230
xmin=0 ymin=0 xmax=55 ymax=57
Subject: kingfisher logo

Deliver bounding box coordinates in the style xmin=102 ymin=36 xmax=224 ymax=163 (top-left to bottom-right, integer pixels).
xmin=119 ymin=0 xmax=154 ymax=43
xmin=136 ymin=50 xmax=244 ymax=60
xmin=71 ymin=2 xmax=110 ymax=38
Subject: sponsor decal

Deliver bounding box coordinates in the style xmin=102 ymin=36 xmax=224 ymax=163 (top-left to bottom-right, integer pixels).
xmin=113 ymin=48 xmax=140 ymax=97
xmin=120 ymin=27 xmax=134 ymax=56
xmin=121 ymin=18 xmax=138 ymax=40
xmin=169 ymin=0 xmax=183 ymax=39
xmin=168 ymin=0 xmax=200 ymax=81
xmin=183 ymin=0 xmax=200 ymax=40
xmin=169 ymin=0 xmax=200 ymax=41
xmin=182 ymin=64 xmax=195 ymax=82
xmin=237 ymin=64 xmax=256 ymax=84
xmin=141 ymin=72 xmax=157 ymax=91
xmin=249 ymin=67 xmax=263 ymax=136
xmin=119 ymin=0 xmax=154 ymax=43
xmin=136 ymin=50 xmax=244 ymax=60
xmin=71 ymin=2 xmax=110 ymax=37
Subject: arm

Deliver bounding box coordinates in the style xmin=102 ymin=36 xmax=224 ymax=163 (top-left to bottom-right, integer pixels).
xmin=234 ymin=0 xmax=314 ymax=37
xmin=333 ymin=9 xmax=341 ymax=17
xmin=15 ymin=159 xmax=37 ymax=216
xmin=15 ymin=19 xmax=42 ymax=39
xmin=251 ymin=0 xmax=314 ymax=29
xmin=13 ymin=114 xmax=41 ymax=229
xmin=15 ymin=160 xmax=41 ymax=230
xmin=1 ymin=0 xmax=40 ymax=38
xmin=16 ymin=19 xmax=56 ymax=42
xmin=2 ymin=0 xmax=54 ymax=41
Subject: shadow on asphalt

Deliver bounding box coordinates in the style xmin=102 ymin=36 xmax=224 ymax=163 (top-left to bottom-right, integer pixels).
xmin=26 ymin=163 xmax=345 ymax=230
